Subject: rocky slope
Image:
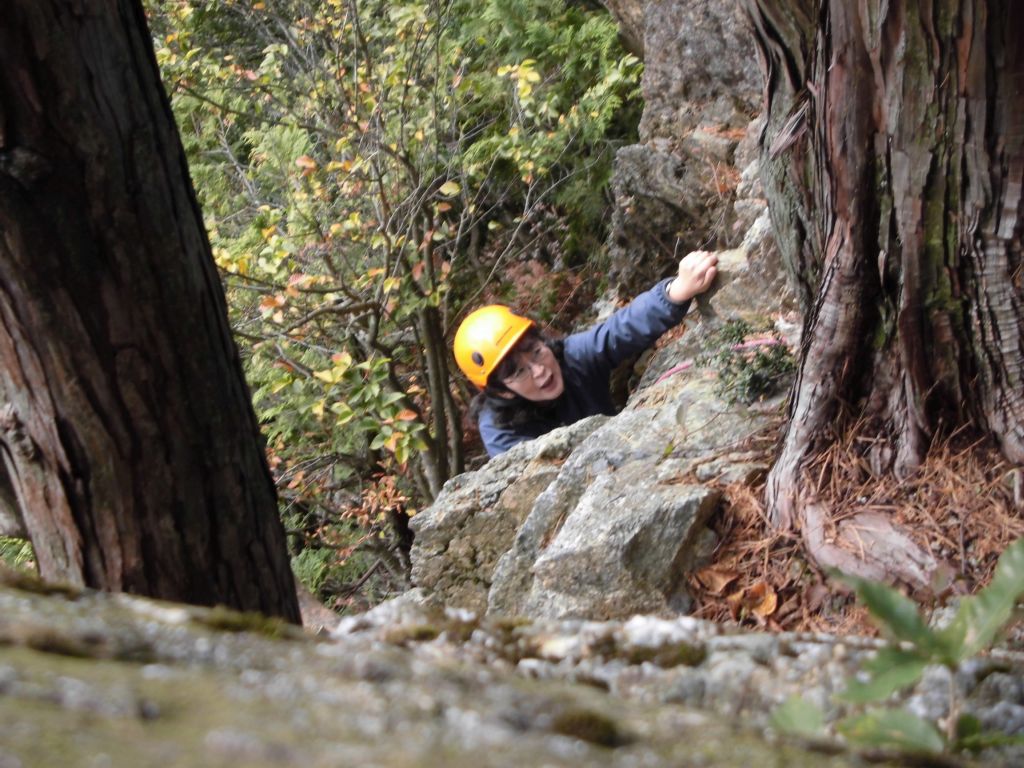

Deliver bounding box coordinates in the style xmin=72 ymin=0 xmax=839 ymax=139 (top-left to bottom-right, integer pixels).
xmin=3 ymin=570 xmax=1021 ymax=767
xmin=0 ymin=572 xmax=880 ymax=767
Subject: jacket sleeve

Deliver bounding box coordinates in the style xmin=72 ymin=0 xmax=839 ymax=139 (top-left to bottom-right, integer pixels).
xmin=478 ymin=405 xmax=530 ymax=457
xmin=565 ymin=278 xmax=691 ymax=377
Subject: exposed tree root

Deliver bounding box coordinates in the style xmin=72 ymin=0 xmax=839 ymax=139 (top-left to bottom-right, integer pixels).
xmin=799 ymin=503 xmax=943 ymax=594
xmin=690 ymin=428 xmax=1024 ymax=635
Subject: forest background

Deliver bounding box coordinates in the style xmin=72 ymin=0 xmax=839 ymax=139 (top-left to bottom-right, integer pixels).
xmin=138 ymin=0 xmax=645 ymax=609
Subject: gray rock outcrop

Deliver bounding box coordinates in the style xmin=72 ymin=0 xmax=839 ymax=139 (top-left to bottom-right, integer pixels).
xmin=606 ymin=0 xmax=780 ymax=303
xmin=0 ymin=574 xmax=881 ymax=768
xmin=410 ymin=418 xmax=604 ymax=615
xmin=411 ymin=357 xmax=789 ymax=620
xmin=335 ymin=590 xmax=1024 ymax=767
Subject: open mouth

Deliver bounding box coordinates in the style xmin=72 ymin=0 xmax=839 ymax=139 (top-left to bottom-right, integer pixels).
xmin=537 ymin=374 xmax=560 ymax=394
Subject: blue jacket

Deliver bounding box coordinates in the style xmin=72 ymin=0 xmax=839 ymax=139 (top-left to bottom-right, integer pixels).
xmin=478 ymin=279 xmax=691 ymax=456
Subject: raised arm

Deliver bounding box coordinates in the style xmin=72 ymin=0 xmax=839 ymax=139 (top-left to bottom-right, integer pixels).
xmin=568 ymin=250 xmax=718 ymax=373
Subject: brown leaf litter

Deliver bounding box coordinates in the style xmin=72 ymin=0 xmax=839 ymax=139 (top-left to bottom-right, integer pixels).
xmin=689 ymin=426 xmax=1024 ymax=638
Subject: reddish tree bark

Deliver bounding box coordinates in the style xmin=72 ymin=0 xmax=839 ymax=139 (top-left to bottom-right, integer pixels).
xmin=0 ymin=1 xmax=300 ymax=621
xmin=744 ymin=0 xmax=1023 ymax=586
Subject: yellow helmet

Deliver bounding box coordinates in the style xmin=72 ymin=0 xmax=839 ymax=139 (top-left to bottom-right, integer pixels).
xmin=453 ymin=305 xmax=534 ymax=388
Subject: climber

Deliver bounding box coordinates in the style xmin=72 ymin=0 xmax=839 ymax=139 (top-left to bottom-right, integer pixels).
xmin=454 ymin=250 xmax=718 ymax=457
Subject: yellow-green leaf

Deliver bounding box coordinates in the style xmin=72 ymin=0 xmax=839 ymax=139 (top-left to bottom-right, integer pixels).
xmin=438 ymin=180 xmax=460 ymax=196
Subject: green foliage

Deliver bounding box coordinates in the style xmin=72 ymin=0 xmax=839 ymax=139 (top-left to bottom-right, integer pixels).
xmin=291 ymin=547 xmax=333 ymax=595
xmin=0 ymin=537 xmax=35 ymax=573
xmin=939 ymin=532 xmax=1024 ymax=660
xmin=954 ymin=714 xmax=1024 ymax=752
xmin=145 ymin=0 xmax=641 ymax=593
xmin=771 ymin=695 xmax=825 ymax=738
xmin=836 ymin=648 xmax=927 ymax=704
xmin=284 ymin=500 xmax=398 ymax=608
xmin=836 ymin=709 xmax=946 ymax=754
xmin=840 ymin=579 xmax=954 ymax=662
xmin=772 ymin=538 xmax=1024 ymax=756
xmin=698 ymin=320 xmax=796 ymax=404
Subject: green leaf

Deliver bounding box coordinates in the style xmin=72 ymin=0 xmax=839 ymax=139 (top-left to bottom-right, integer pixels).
xmin=381 ymin=391 xmax=406 ymax=406
xmin=438 ymin=180 xmax=460 ymax=196
xmin=328 ymin=402 xmax=354 ymax=424
xmin=838 ymin=648 xmax=928 ymax=703
xmin=771 ymin=696 xmax=825 ymax=738
xmin=956 ymin=729 xmax=1024 ymax=753
xmin=0 ymin=537 xmax=35 ymax=570
xmin=835 ymin=572 xmax=947 ymax=658
xmin=954 ymin=713 xmax=982 ymax=743
xmin=939 ymin=538 xmax=1024 ymax=660
xmin=952 ymin=713 xmax=1024 ymax=753
xmin=837 ymin=709 xmax=946 ymax=753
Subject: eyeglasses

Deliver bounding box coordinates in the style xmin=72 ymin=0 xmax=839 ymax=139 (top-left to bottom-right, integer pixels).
xmin=502 ymin=342 xmax=546 ymax=385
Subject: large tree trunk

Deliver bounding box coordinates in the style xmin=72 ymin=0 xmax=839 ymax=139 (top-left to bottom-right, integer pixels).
xmin=744 ymin=0 xmax=1023 ymax=587
xmin=0 ymin=1 xmax=300 ymax=621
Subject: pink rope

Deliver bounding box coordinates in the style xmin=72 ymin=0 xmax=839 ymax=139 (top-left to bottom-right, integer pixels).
xmin=654 ymin=361 xmax=693 ymax=384
xmin=653 ymin=338 xmax=784 ymax=384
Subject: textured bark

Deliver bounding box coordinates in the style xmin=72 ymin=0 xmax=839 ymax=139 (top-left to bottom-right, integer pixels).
xmin=0 ymin=1 xmax=300 ymax=621
xmin=745 ymin=0 xmax=1023 ymax=586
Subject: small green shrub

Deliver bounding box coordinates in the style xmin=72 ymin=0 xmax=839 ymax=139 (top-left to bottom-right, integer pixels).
xmin=0 ymin=537 xmax=35 ymax=573
xmin=291 ymin=547 xmax=333 ymax=596
xmin=698 ymin=320 xmax=795 ymax=404
xmin=773 ymin=537 xmax=1024 ymax=755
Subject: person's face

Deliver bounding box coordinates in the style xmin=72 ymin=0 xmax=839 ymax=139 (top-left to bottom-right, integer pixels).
xmin=498 ymin=338 xmax=564 ymax=401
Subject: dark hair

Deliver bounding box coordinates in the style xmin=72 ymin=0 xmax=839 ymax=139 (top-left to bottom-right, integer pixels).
xmin=469 ymin=328 xmax=565 ymax=428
